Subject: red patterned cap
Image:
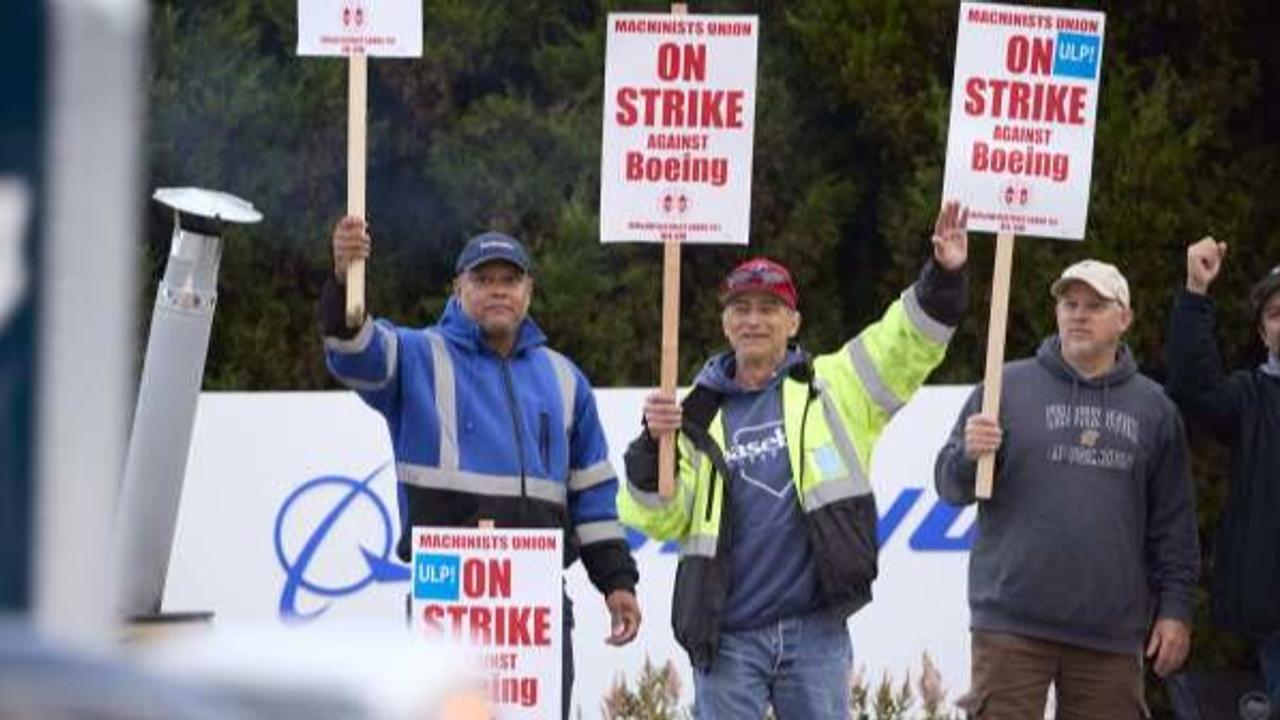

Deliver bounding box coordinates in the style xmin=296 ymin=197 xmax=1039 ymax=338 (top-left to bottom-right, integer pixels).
xmin=719 ymin=257 xmax=798 ymax=309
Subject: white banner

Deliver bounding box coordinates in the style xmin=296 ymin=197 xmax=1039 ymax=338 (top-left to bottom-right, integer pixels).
xmin=942 ymin=2 xmax=1106 ymax=240
xmin=296 ymin=0 xmax=423 ymax=57
xmin=166 ymin=388 xmax=975 ymax=717
xmin=600 ymin=14 xmax=759 ymax=245
xmin=412 ymin=527 xmax=561 ymax=718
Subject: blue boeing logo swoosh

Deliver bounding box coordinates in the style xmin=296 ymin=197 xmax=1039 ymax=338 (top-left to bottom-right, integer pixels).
xmin=273 ymin=462 xmax=681 ymax=620
xmin=273 ymin=469 xmax=970 ymax=621
xmin=274 ymin=463 xmax=410 ymax=621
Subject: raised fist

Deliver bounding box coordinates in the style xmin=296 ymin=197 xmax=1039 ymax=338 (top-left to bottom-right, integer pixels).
xmin=1185 ymin=236 xmax=1227 ymax=295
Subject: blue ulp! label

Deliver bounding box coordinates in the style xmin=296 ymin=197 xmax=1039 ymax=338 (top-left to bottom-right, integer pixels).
xmin=1053 ymin=32 xmax=1101 ymax=80
xmin=414 ymin=553 xmax=460 ymax=601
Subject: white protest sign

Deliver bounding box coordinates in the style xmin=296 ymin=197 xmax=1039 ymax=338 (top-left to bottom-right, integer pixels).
xmin=600 ymin=13 xmax=759 ymax=245
xmin=412 ymin=527 xmax=562 ymax=718
xmin=942 ymin=2 xmax=1105 ymax=240
xmin=296 ymin=0 xmax=423 ymax=57
xmin=297 ymin=0 xmax=422 ymax=324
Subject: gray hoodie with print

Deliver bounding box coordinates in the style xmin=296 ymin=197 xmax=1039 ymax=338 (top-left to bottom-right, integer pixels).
xmin=935 ymin=336 xmax=1199 ymax=654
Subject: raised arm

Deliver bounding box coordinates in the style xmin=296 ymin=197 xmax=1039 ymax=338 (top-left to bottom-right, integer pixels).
xmin=814 ymin=202 xmax=970 ymax=455
xmin=1164 ymin=237 xmax=1242 ymax=440
xmin=319 ymin=216 xmax=402 ymax=412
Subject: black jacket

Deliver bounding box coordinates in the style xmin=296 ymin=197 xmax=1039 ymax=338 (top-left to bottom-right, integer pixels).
xmin=1165 ymin=289 xmax=1280 ymax=634
xmin=624 ymin=383 xmax=879 ymax=671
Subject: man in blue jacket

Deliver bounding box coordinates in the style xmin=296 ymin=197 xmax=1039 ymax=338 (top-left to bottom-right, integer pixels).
xmin=936 ymin=259 xmax=1200 ymax=719
xmin=1166 ymin=238 xmax=1280 ymax=716
xmin=321 ymin=216 xmax=640 ymax=718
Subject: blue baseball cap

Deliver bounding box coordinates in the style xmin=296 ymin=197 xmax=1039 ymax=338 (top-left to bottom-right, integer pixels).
xmin=454 ymin=232 xmax=532 ymax=275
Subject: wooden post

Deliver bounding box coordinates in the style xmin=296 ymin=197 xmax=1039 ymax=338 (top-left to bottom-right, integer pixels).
xmin=657 ymin=239 xmax=681 ymax=498
xmin=975 ymin=231 xmax=1015 ymax=499
xmin=656 ymin=2 xmax=689 ymax=499
xmin=345 ymin=53 xmax=368 ymax=327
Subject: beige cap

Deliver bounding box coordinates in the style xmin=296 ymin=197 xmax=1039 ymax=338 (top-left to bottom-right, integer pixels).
xmin=1050 ymin=259 xmax=1130 ymax=308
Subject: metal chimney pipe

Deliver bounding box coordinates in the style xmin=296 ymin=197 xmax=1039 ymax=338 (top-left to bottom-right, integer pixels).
xmin=114 ymin=187 xmax=260 ymax=618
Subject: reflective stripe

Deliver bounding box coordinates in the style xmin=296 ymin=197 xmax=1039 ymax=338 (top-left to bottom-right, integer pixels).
xmin=625 ymin=479 xmax=670 ymax=509
xmin=423 ymin=330 xmax=459 ymax=471
xmin=814 ymin=378 xmax=872 ymax=495
xmin=331 ymin=373 xmax=392 ymax=392
xmin=544 ymin=348 xmax=577 ymax=436
xmin=330 ymin=323 xmax=397 ymax=391
xmin=680 ymin=534 xmax=717 ymax=558
xmin=902 ymin=285 xmax=955 ymax=345
xmin=847 ymin=337 xmax=905 ymax=417
xmin=569 ymin=460 xmax=615 ymax=492
xmin=398 ymin=463 xmax=567 ymax=506
xmin=324 ymin=316 xmax=375 ymax=354
xmin=802 ymin=476 xmax=865 ymax=512
xmin=576 ymin=520 xmax=625 ymax=545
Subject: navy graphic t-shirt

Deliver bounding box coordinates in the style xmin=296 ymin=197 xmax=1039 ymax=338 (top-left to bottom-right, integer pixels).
xmin=695 ymin=350 xmax=818 ymax=630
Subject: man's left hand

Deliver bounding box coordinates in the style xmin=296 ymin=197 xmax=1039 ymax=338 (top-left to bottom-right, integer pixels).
xmin=1146 ymin=617 xmax=1191 ymax=677
xmin=604 ymin=589 xmax=641 ymax=646
xmin=932 ymin=201 xmax=970 ymax=271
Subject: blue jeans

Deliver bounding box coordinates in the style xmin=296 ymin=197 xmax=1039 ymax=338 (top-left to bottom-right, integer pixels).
xmin=1260 ymin=632 xmax=1280 ymax=718
xmin=693 ymin=610 xmax=852 ymax=720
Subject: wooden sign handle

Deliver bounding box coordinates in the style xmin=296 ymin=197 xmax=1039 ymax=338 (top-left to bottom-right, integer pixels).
xmin=975 ymin=231 xmax=1015 ymax=499
xmin=656 ymin=2 xmax=688 ymax=500
xmin=345 ymin=53 xmax=368 ymax=328
xmin=658 ymin=239 xmax=681 ymax=498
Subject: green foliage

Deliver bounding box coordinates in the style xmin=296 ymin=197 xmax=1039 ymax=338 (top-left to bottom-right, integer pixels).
xmin=850 ymin=654 xmax=959 ymax=719
xmin=871 ymin=672 xmax=914 ymax=720
xmin=601 ymin=657 xmax=688 ymax=720
xmin=600 ymin=653 xmax=960 ymax=719
xmin=147 ymin=0 xmax=1280 ymax=389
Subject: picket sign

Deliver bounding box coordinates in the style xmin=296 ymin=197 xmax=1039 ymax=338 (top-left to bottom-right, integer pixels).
xmin=600 ymin=3 xmax=760 ymax=496
xmin=656 ymin=2 xmax=688 ymax=497
xmin=296 ymin=0 xmax=423 ymax=327
xmin=940 ymin=3 xmax=1107 ymax=497
xmin=411 ymin=520 xmax=563 ymax=718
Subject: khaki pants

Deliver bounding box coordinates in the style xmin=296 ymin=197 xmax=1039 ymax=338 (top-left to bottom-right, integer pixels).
xmin=959 ymin=631 xmax=1148 ymax=719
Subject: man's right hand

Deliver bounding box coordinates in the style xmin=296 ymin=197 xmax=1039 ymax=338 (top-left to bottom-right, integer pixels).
xmin=332 ymin=215 xmax=371 ymax=282
xmin=643 ymin=391 xmax=681 ymax=440
xmin=964 ymin=413 xmax=1002 ymax=461
xmin=1186 ymin=236 xmax=1227 ymax=295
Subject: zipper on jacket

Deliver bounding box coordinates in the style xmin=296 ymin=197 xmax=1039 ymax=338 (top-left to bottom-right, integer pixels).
xmin=538 ymin=411 xmax=551 ymax=471
xmin=704 ymin=469 xmax=717 ymax=522
xmin=705 ymin=419 xmax=719 ymax=523
xmin=798 ymin=382 xmax=816 ymax=492
xmin=499 ymin=358 xmax=528 ymax=499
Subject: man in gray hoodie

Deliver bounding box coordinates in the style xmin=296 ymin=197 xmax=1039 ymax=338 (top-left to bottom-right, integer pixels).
xmin=935 ymin=259 xmax=1200 ymax=719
